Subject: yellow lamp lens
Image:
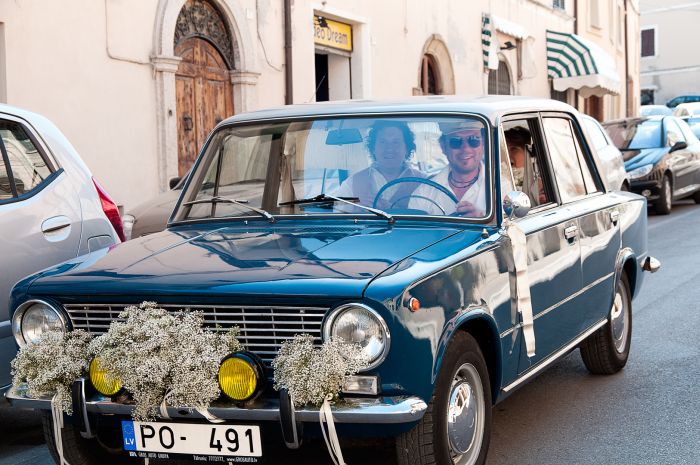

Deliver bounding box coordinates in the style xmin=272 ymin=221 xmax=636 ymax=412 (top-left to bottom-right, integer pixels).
xmin=89 ymin=357 xmax=122 ymax=396
xmin=219 ymin=356 xmax=258 ymax=401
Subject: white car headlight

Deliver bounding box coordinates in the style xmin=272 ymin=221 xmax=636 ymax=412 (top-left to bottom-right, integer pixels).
xmin=627 ymin=164 xmax=653 ymax=180
xmin=12 ymin=300 xmax=68 ymax=346
xmin=323 ymin=303 xmax=390 ymax=370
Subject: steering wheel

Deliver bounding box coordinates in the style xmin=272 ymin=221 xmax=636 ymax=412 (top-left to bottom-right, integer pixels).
xmin=372 ymin=176 xmax=459 ymax=212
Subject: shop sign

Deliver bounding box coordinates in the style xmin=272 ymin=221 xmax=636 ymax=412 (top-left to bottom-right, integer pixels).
xmin=314 ymin=17 xmax=353 ymax=52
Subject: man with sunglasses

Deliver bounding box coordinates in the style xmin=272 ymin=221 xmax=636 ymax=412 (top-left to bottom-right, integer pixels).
xmin=409 ymin=120 xmax=487 ymax=216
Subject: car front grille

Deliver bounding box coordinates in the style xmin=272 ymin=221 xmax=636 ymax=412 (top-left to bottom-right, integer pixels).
xmin=63 ymin=303 xmax=327 ymax=368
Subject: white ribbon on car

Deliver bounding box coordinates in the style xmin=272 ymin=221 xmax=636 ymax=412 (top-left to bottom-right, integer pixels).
xmin=319 ymin=394 xmax=346 ymax=465
xmin=51 ymin=394 xmax=71 ymax=465
xmin=160 ymin=390 xmax=225 ymax=423
xmin=503 ymin=218 xmax=536 ymax=357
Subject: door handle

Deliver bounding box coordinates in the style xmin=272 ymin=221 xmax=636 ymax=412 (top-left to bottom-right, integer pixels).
xmin=564 ymin=225 xmax=578 ymax=241
xmin=41 ymin=216 xmax=71 ymax=233
xmin=609 ymin=210 xmax=620 ymax=225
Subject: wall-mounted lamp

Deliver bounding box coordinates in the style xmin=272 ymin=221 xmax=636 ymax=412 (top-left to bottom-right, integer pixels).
xmin=500 ymin=41 xmax=517 ymax=51
xmin=315 ymin=15 xmax=329 ymax=28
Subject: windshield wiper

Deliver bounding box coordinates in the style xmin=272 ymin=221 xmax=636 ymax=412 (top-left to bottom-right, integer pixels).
xmin=183 ymin=196 xmax=275 ymax=223
xmin=279 ymin=194 xmax=394 ymax=224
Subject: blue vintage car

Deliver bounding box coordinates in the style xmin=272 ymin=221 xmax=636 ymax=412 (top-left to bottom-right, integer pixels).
xmin=7 ymin=97 xmax=659 ymax=465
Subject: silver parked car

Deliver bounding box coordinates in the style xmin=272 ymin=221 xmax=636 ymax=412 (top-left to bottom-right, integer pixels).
xmin=580 ymin=114 xmax=630 ymax=191
xmin=0 ymin=104 xmax=123 ymax=392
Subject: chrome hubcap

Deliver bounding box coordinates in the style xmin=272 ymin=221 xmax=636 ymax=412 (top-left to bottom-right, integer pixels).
xmin=610 ymin=291 xmax=628 ymax=353
xmin=447 ymin=363 xmax=484 ymax=464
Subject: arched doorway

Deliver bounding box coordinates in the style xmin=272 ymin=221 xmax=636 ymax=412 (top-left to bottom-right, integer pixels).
xmin=415 ymin=35 xmax=455 ymax=95
xmin=174 ymin=0 xmax=234 ymax=176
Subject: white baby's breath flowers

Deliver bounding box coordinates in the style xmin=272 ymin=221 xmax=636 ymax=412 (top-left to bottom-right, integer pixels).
xmin=11 ymin=330 xmax=93 ymax=414
xmin=272 ymin=334 xmax=369 ymax=407
xmin=88 ymin=301 xmax=242 ymax=421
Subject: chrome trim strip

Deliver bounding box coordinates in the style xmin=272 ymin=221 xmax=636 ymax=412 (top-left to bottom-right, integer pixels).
xmin=499 ymin=272 xmax=613 ymax=338
xmin=501 ymin=318 xmax=607 ymax=393
xmin=6 ymin=387 xmax=427 ymax=424
xmin=534 ymin=272 xmax=613 ymax=321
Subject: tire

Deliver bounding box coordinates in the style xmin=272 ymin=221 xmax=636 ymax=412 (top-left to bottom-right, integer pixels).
xmin=654 ymin=175 xmax=672 ymax=215
xmin=692 ymin=190 xmax=700 ymax=204
xmin=41 ymin=411 xmax=131 ymax=465
xmin=580 ymin=273 xmax=632 ymax=375
xmin=396 ymin=332 xmax=492 ymax=465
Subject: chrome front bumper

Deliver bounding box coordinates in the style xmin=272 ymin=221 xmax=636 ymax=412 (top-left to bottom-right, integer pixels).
xmin=5 ymin=382 xmax=428 ymax=424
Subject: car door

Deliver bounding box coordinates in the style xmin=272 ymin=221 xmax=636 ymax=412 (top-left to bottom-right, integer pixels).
xmin=541 ymin=115 xmax=621 ymax=333
xmin=500 ymin=115 xmax=584 ymax=370
xmin=663 ymin=118 xmax=695 ymax=196
xmin=0 ymin=116 xmax=82 ymax=388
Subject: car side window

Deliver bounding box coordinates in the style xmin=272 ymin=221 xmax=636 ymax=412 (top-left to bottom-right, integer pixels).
xmin=542 ymin=117 xmax=597 ymax=202
xmin=501 ymin=118 xmax=553 ymax=208
xmin=678 ymin=119 xmax=700 ymax=144
xmin=665 ymin=119 xmax=686 ymax=145
xmin=582 ymin=118 xmax=608 ymax=152
xmin=0 ymin=120 xmax=52 ymax=197
xmin=0 ymin=146 xmax=13 ymax=200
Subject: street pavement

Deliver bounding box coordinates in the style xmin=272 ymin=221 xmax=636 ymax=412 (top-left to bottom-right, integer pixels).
xmin=1 ymin=201 xmax=698 ymax=465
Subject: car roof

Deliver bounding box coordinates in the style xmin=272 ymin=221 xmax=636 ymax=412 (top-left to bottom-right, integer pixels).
xmin=222 ymin=95 xmax=577 ymax=126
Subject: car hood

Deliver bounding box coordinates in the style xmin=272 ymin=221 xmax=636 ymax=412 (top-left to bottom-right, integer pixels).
xmin=27 ymin=222 xmax=476 ymax=298
xmin=622 ymin=147 xmax=668 ymax=171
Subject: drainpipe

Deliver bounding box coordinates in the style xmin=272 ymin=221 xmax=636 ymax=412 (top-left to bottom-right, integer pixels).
xmin=624 ymin=0 xmax=630 ymax=116
xmin=284 ymin=0 xmax=293 ymax=104
xmin=573 ymin=0 xmax=580 ymax=110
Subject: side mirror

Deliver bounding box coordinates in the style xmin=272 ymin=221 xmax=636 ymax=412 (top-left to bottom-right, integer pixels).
xmin=669 ymin=141 xmax=688 ymax=153
xmin=503 ymin=191 xmax=531 ymax=220
xmin=168 ymin=176 xmax=182 ymax=189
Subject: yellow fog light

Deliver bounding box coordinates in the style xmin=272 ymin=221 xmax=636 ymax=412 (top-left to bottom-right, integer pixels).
xmin=89 ymin=357 xmax=122 ymax=396
xmin=218 ymin=353 xmax=262 ymax=401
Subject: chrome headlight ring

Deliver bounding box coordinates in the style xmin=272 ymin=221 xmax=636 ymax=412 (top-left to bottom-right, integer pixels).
xmin=323 ymin=303 xmax=391 ymax=371
xmin=12 ymin=299 xmax=69 ymax=346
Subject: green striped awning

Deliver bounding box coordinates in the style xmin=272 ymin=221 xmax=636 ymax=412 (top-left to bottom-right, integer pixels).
xmin=546 ymin=30 xmax=621 ymax=97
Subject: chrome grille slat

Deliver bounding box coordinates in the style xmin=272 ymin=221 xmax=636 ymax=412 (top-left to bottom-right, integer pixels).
xmin=64 ymin=303 xmax=327 ymax=367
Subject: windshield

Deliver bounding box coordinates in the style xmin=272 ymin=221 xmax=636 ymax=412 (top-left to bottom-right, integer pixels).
xmin=173 ymin=116 xmax=491 ymax=223
xmin=604 ymin=119 xmax=663 ymax=150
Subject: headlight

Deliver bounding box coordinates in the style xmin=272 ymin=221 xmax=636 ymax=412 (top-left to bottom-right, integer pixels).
xmin=90 ymin=357 xmax=122 ymax=396
xmin=218 ymin=352 xmax=264 ymax=401
xmin=12 ymin=300 xmax=68 ymax=346
xmin=121 ymin=214 xmax=135 ymax=240
xmin=323 ymin=303 xmax=390 ymax=370
xmin=627 ymin=164 xmax=653 ymax=180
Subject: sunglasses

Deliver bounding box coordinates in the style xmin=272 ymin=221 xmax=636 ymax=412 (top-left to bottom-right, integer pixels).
xmin=447 ymin=135 xmax=483 ymax=150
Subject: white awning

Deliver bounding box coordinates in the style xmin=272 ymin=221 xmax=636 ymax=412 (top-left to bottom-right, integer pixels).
xmin=492 ymin=15 xmax=529 ymax=40
xmin=546 ymin=30 xmax=621 ymax=97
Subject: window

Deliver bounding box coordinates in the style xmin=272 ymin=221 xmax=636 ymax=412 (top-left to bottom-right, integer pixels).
xmin=550 ymin=82 xmax=568 ymax=104
xmin=665 ymin=119 xmax=685 ymax=146
xmin=678 ymin=119 xmax=699 ymax=144
xmin=420 ymin=54 xmax=441 ymax=95
xmin=582 ymin=118 xmax=609 ymax=152
xmin=0 ymin=120 xmax=52 ymax=199
xmin=501 ymin=119 xmax=552 ymax=208
xmin=542 ymin=117 xmax=597 ymax=202
xmin=553 ymin=0 xmax=566 ymax=10
xmin=0 ymin=144 xmax=12 ymax=200
xmin=641 ymin=27 xmax=656 ymax=57
xmin=488 ymin=60 xmax=512 ymax=95
xmin=641 ymin=89 xmax=654 ymax=105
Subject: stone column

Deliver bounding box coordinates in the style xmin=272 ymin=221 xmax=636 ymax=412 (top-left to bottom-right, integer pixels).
xmin=152 ymin=55 xmax=182 ymax=191
xmin=231 ymin=70 xmax=261 ymax=114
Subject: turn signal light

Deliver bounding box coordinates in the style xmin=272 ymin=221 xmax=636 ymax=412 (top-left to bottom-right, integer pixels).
xmin=89 ymin=357 xmax=122 ymax=396
xmin=218 ymin=353 xmax=262 ymax=401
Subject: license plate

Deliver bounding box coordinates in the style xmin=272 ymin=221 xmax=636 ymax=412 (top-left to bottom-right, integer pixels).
xmin=121 ymin=421 xmax=262 ymax=458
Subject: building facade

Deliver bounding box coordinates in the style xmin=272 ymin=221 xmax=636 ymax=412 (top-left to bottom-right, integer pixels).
xmin=0 ymin=0 xmax=639 ymax=210
xmin=639 ymin=0 xmax=700 ymax=106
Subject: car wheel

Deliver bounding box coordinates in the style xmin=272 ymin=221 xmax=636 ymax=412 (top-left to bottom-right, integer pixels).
xmin=41 ymin=411 xmax=130 ymax=465
xmin=692 ymin=190 xmax=700 ymax=204
xmin=396 ymin=332 xmax=491 ymax=465
xmin=655 ymin=175 xmax=672 ymax=215
xmin=580 ymin=274 xmax=632 ymax=375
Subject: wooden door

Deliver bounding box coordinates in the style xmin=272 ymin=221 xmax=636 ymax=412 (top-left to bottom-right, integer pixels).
xmin=175 ymin=37 xmax=233 ymax=176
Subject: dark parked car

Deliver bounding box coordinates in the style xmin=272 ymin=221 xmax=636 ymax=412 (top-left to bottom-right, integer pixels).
xmin=121 ymin=175 xmax=186 ymax=240
xmin=8 ymin=97 xmax=658 ymax=465
xmin=603 ymin=115 xmax=700 ymax=214
xmin=666 ymin=95 xmax=700 ymax=108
